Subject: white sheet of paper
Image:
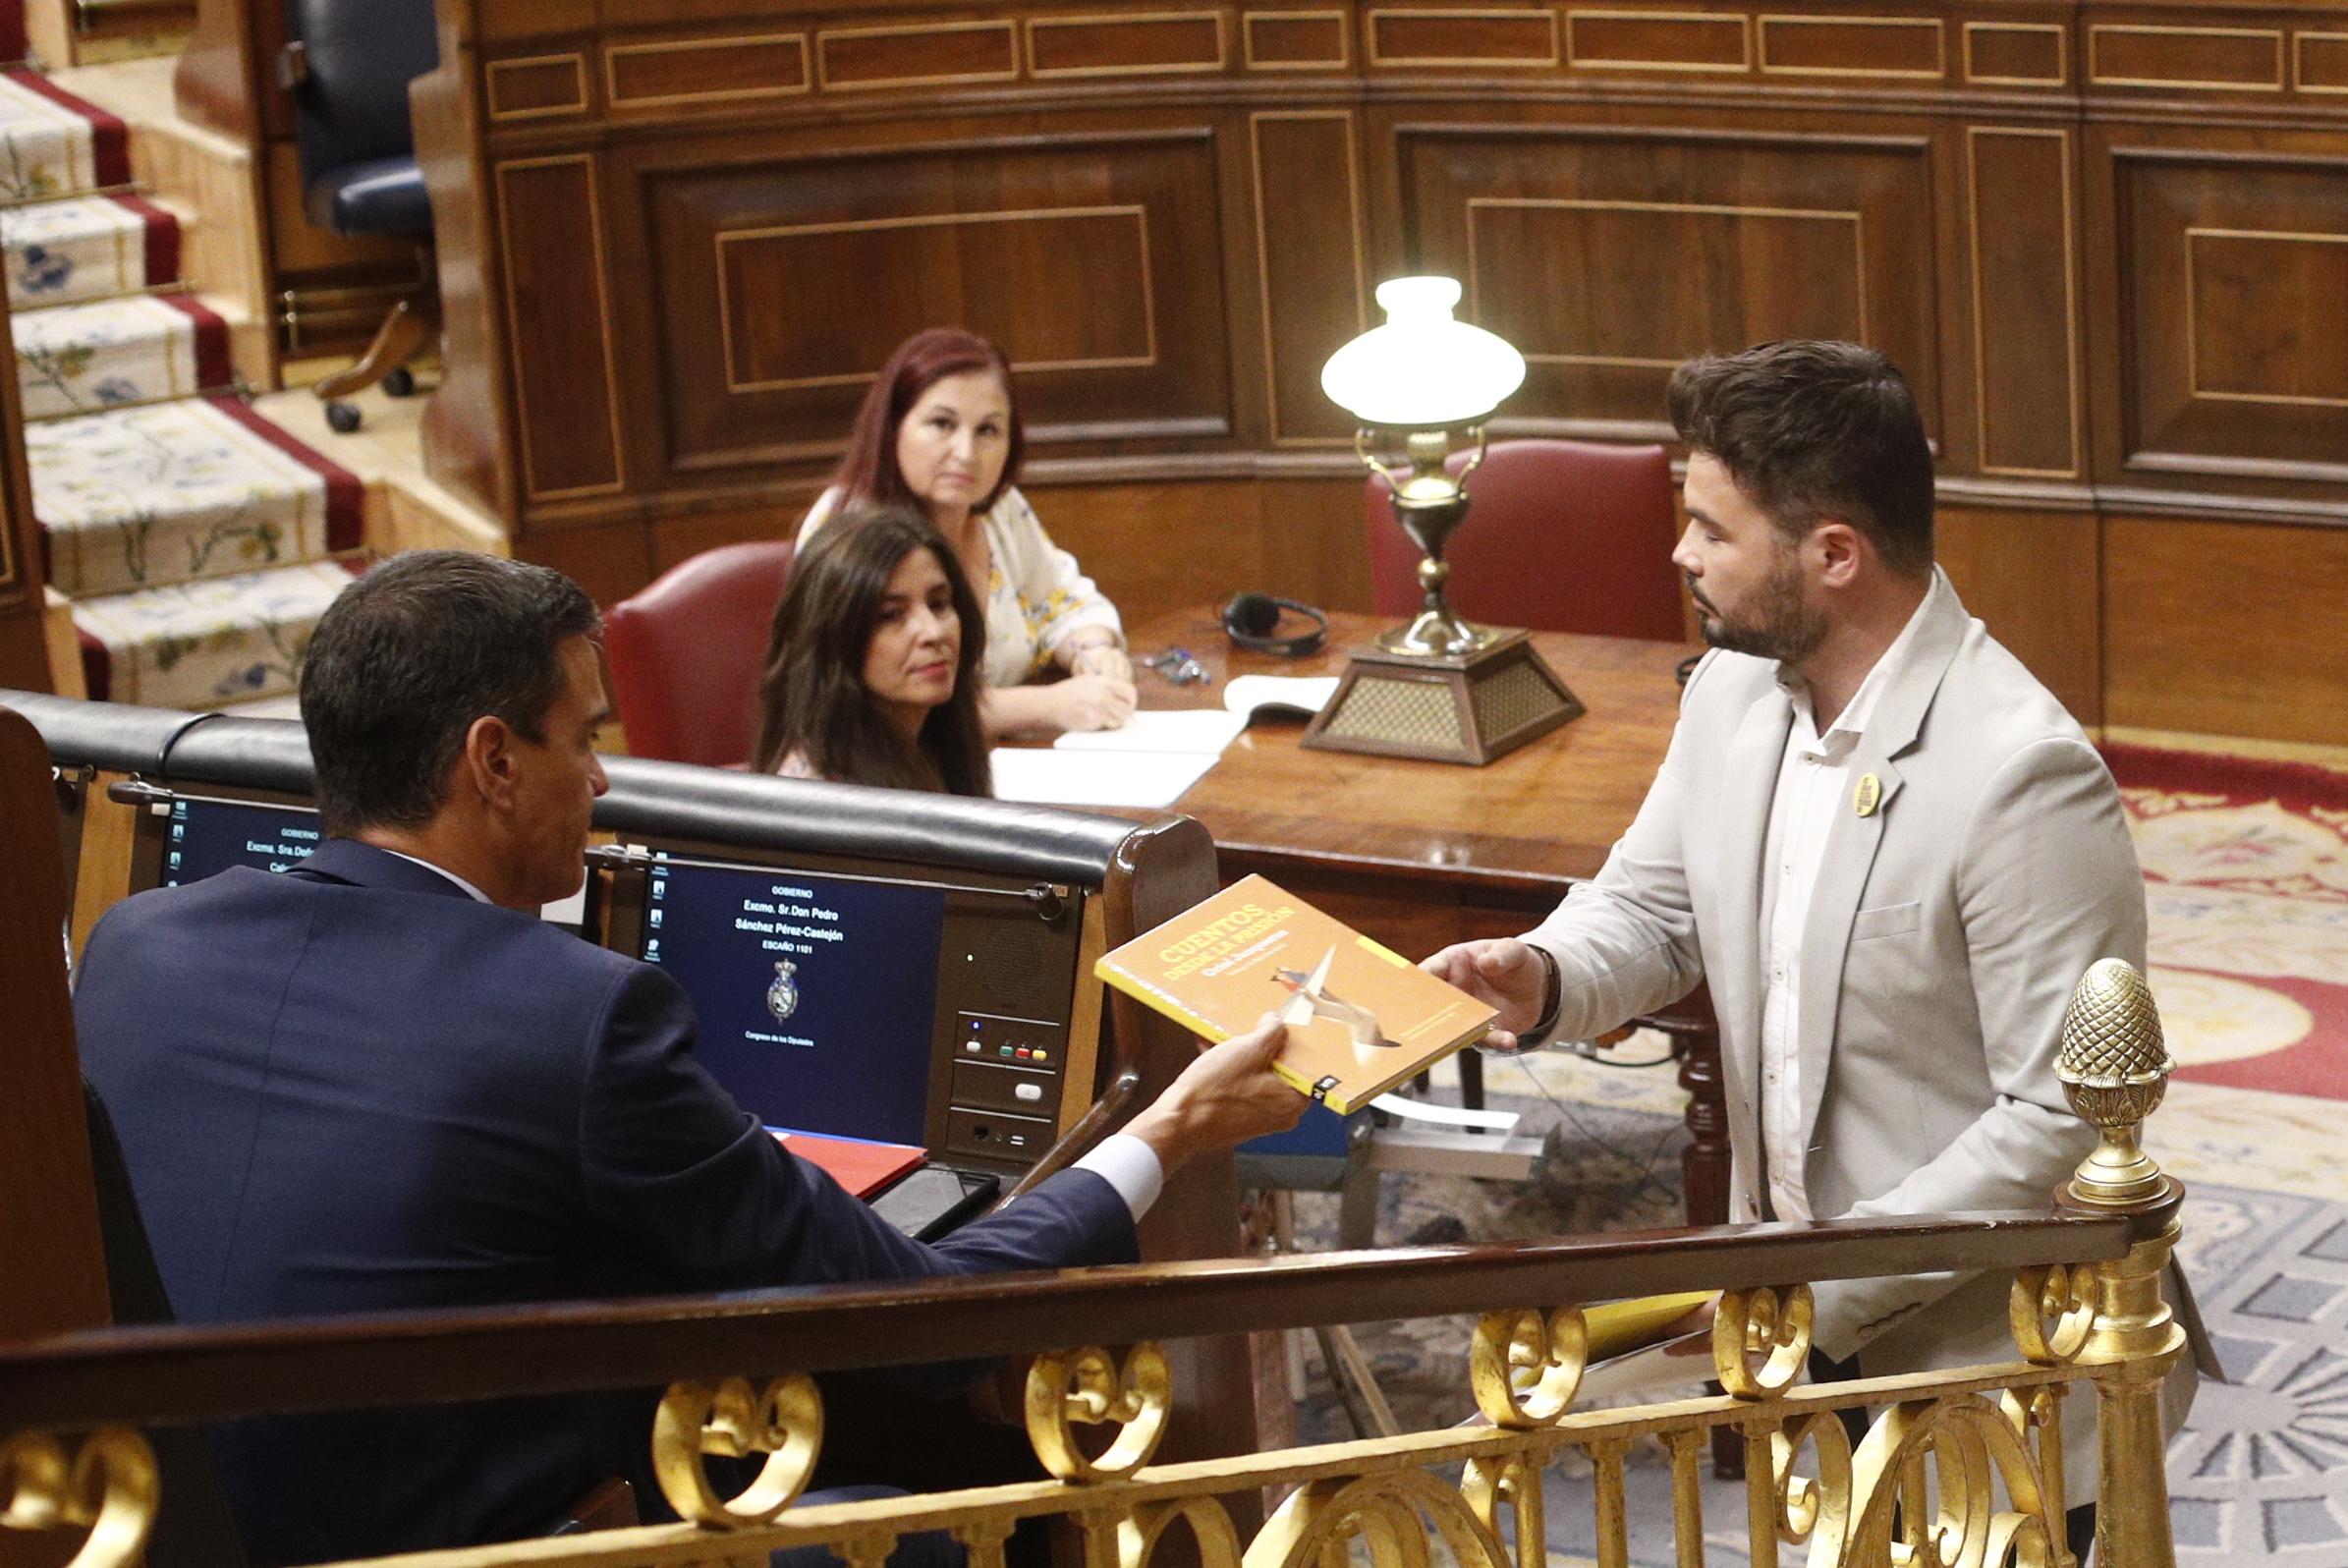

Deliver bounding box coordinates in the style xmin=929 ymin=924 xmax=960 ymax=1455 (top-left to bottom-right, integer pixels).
xmin=1223 ymin=674 xmax=1339 ymax=720
xmin=987 ymin=747 xmax=1221 ymax=809
xmin=1052 ymin=707 xmax=1248 ymax=756
xmin=1366 ymin=1094 xmax=1520 ymax=1131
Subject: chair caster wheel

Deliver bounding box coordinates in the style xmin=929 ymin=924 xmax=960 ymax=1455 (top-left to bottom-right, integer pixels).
xmin=325 ymin=401 xmax=363 ymax=434
xmin=382 ymin=367 xmax=416 ymax=398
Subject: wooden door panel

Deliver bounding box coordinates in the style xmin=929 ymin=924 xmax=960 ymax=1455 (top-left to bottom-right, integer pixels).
xmin=1395 ymin=123 xmax=1940 ymax=443
xmin=2118 ymin=150 xmax=2348 ymax=481
xmin=639 ymin=129 xmax=1236 ymax=476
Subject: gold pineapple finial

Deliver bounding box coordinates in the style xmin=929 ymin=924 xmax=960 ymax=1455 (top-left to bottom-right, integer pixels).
xmin=2055 ymin=958 xmax=2174 ymax=1207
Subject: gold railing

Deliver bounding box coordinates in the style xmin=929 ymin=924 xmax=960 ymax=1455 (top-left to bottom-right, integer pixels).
xmin=0 ymin=960 xmax=2188 ymax=1568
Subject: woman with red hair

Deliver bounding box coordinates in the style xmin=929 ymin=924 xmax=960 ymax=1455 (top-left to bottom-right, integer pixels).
xmin=800 ymin=327 xmax=1135 ymax=734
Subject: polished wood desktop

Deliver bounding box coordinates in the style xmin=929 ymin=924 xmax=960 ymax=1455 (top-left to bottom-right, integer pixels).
xmin=1121 ymin=606 xmax=1729 ymax=1230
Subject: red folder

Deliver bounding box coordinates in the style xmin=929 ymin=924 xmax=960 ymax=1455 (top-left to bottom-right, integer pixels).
xmin=769 ymin=1129 xmax=926 ymax=1199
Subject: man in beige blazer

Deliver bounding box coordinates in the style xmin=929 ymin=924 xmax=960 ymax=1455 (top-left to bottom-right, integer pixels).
xmin=1426 ymin=340 xmax=2191 ymax=1553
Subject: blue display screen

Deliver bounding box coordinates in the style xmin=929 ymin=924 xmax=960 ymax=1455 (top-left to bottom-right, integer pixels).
xmin=161 ymin=797 xmax=321 ymax=887
xmin=642 ymin=857 xmax=944 ymax=1146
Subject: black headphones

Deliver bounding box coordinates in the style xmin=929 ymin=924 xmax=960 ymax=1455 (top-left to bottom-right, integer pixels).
xmin=1221 ymin=592 xmax=1328 ymax=658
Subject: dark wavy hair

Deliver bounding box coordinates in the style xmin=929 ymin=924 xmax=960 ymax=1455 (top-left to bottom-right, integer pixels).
xmin=1667 ymin=340 xmax=1936 ymax=578
xmin=830 ymin=328 xmax=1024 ymax=516
xmin=752 ymin=505 xmax=990 ymax=797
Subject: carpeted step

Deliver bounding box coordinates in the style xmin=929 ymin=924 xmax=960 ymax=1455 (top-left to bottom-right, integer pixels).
xmin=73 ymin=558 xmax=356 ymax=707
xmin=4 ymin=192 xmax=180 ymax=308
xmin=14 ymin=290 xmax=227 ymax=418
xmin=0 ymin=68 xmax=128 ymax=201
xmin=31 ymin=394 xmax=363 ymax=596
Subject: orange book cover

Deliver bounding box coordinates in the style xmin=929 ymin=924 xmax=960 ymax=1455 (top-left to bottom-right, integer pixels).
xmin=770 ymin=1130 xmax=927 ymax=1200
xmin=1094 ymin=874 xmax=1497 ymax=1113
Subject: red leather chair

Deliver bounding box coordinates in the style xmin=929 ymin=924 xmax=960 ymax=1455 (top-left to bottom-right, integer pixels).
xmin=1366 ymin=438 xmax=1685 ymax=642
xmin=603 ymin=539 xmax=794 ymax=767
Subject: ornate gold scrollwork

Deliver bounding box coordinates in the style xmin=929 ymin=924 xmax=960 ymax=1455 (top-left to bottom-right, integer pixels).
xmin=1460 ymin=1453 xmax=1544 ymax=1568
xmin=1713 ymin=1283 xmax=1813 ymax=1397
xmin=1119 ymin=1496 xmax=1244 ymax=1568
xmin=2012 ymin=1263 xmax=2098 ymax=1366
xmin=651 ymin=1373 xmax=823 ymax=1528
xmin=1847 ymin=1397 xmax=2054 ymax=1567
xmin=1766 ymin=1410 xmax=1854 ymax=1557
xmin=1468 ymin=1306 xmax=1588 ymax=1428
xmin=1026 ymin=1343 xmax=1171 ymax=1482
xmin=0 ymin=1428 xmax=159 ymax=1568
xmin=1245 ymin=1470 xmax=1511 ymax=1568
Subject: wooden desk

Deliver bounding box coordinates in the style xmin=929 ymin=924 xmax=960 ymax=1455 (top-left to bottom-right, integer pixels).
xmin=1123 ymin=606 xmax=1729 ymax=1229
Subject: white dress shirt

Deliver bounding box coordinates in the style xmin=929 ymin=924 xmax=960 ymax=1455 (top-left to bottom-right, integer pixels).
xmin=381 ymin=847 xmax=1167 ymax=1220
xmin=1755 ymin=575 xmax=1943 ymax=1221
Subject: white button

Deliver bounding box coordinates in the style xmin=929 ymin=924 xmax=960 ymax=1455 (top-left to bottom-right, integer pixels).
xmin=1014 ymin=1083 xmax=1043 ymax=1103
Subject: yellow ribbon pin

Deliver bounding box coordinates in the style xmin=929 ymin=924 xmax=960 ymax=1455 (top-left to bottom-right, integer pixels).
xmin=1854 ymin=773 xmax=1881 ymax=817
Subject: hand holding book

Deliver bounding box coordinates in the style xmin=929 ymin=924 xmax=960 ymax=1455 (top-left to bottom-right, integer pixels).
xmin=1419 ymin=937 xmax=1557 ymax=1053
xmin=1097 ymin=876 xmax=1499 ymax=1113
xmin=1119 ymin=1013 xmax=1306 ymax=1173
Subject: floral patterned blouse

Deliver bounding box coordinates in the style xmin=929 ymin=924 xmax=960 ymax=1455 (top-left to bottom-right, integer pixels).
xmin=799 ymin=486 xmax=1122 ymax=688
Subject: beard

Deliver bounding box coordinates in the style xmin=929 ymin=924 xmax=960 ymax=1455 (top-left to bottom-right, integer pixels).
xmin=1691 ymin=552 xmax=1828 ymax=663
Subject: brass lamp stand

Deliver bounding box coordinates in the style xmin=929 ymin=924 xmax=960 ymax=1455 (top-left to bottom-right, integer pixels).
xmin=1303 ymin=275 xmax=1580 ymax=766
xmin=1301 ymin=428 xmax=1582 ymax=766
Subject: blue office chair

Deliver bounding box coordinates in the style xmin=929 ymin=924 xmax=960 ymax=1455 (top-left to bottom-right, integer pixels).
xmin=283 ymin=0 xmax=441 ymax=431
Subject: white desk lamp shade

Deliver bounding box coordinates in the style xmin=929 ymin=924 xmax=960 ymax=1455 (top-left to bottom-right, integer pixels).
xmin=1319 ymin=276 xmax=1527 ymax=429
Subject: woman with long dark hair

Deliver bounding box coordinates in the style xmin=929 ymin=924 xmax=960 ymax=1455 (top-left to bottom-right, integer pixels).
xmin=753 ymin=504 xmax=991 ymax=797
xmin=800 ymin=327 xmax=1135 ymax=735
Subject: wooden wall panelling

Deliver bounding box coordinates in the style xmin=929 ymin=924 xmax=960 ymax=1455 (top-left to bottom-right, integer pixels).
xmin=1027 ymin=12 xmax=1228 ymax=79
xmin=2096 ymin=125 xmax=2348 ymax=490
xmin=1933 ymin=504 xmax=2102 ymax=724
xmin=2103 ymin=514 xmax=2348 ymax=744
xmin=816 ymin=19 xmax=1021 ymax=90
xmin=2088 ymin=21 xmax=2285 ymax=94
xmin=1244 ymin=9 xmax=1351 ymax=70
xmin=1251 ymin=110 xmax=1370 ymax=443
xmin=417 ymin=5 xmax=522 ymax=528
xmin=1030 ymin=478 xmax=1277 ymax=628
xmin=604 ymin=31 xmax=808 ymax=110
xmin=486 ymin=50 xmax=593 ymax=120
xmin=494 ymin=153 xmax=629 ymax=502
xmin=632 ymin=121 xmax=1239 ymax=481
xmin=648 ymin=496 xmax=822 ymax=578
xmin=2298 ymin=30 xmax=2348 ymax=94
xmin=1394 ymin=115 xmax=1941 ymax=446
xmin=174 ymin=0 xmax=261 ymax=142
xmin=1963 ymin=20 xmax=2068 ymax=87
xmin=1967 ymin=125 xmax=2083 ymax=478
xmin=1369 ymin=7 xmax=1561 ymax=69
xmin=1756 ymin=15 xmax=1946 ymax=82
xmin=1257 ymin=474 xmax=1378 ymax=612
xmin=512 ymin=517 xmax=655 ymax=608
xmin=1564 ymin=10 xmax=1752 ymax=75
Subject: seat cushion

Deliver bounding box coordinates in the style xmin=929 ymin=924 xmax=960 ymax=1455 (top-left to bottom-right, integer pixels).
xmin=305 ymin=156 xmax=430 ymax=238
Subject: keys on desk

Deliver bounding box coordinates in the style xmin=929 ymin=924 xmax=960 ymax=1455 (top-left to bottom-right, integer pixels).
xmin=1142 ymin=646 xmax=1208 ymax=686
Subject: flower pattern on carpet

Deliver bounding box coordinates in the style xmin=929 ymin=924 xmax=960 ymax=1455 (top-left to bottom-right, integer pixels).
xmin=2114 ymin=751 xmax=2348 ymax=1101
xmin=1 ymin=194 xmax=161 ymax=308
xmin=31 ymin=399 xmax=336 ymax=596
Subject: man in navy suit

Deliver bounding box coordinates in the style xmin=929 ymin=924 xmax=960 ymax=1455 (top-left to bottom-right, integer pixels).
xmin=75 ymin=550 xmax=1302 ymax=1566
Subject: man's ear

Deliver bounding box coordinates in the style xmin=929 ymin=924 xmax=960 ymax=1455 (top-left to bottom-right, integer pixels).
xmin=1812 ymin=519 xmax=1865 ymax=588
xmin=459 ymin=714 xmax=521 ymax=809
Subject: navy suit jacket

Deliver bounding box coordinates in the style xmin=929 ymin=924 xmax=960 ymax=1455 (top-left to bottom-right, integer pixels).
xmin=75 ymin=838 xmax=1137 ymax=1565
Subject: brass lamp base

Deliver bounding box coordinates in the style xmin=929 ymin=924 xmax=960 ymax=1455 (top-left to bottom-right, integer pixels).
xmin=1301 ymin=629 xmax=1582 ymax=766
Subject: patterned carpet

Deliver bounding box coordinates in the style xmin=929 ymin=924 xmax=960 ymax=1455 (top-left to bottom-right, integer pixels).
xmin=1289 ymin=746 xmax=2348 ymax=1564
xmin=0 ymin=45 xmax=364 ymax=708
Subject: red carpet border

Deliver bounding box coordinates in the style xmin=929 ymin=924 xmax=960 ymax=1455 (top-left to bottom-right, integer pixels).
xmin=2107 ymin=744 xmax=2348 ymax=1103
